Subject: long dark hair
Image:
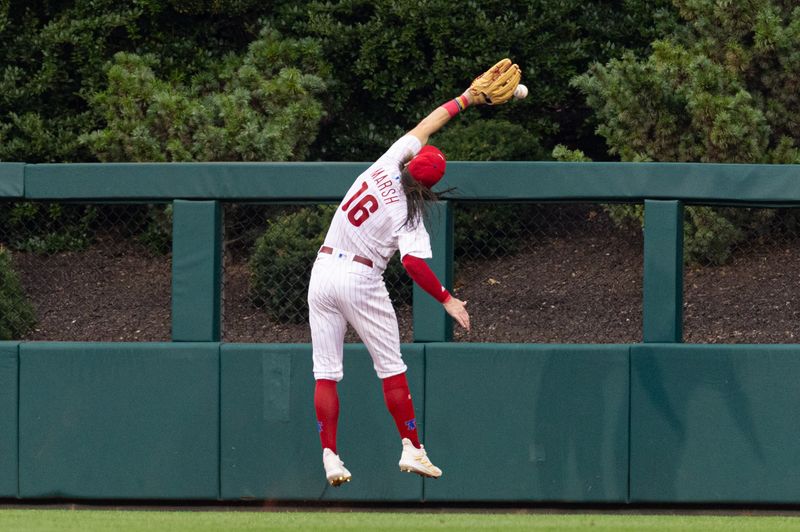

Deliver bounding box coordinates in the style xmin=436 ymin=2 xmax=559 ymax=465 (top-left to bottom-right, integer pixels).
xmin=400 ymin=167 xmax=455 ymax=229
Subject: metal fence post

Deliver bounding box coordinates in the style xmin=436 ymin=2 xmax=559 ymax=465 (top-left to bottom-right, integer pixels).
xmin=413 ymin=200 xmax=453 ymax=342
xmin=643 ymin=199 xmax=684 ymax=343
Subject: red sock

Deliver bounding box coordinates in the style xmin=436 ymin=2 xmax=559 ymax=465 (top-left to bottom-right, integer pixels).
xmin=314 ymin=379 xmax=339 ymax=453
xmin=382 ymin=372 xmax=420 ymax=448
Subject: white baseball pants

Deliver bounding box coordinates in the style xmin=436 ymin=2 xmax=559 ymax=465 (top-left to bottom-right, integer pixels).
xmin=308 ymin=249 xmax=407 ymax=381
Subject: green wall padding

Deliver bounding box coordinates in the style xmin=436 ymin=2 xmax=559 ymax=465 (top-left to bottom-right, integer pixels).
xmin=172 ymin=200 xmax=221 ymax=342
xmin=25 ymin=163 xmax=365 ymax=200
xmin=643 ymin=200 xmax=683 ymax=342
xmin=0 ymin=163 xmax=24 ymax=198
xmin=220 ymin=344 xmax=424 ymax=501
xmin=18 ymin=343 xmax=219 ymax=499
xmin=440 ymin=161 xmax=800 ymax=202
xmin=23 ymin=161 xmax=800 ymax=202
xmin=424 ymin=344 xmax=630 ymax=502
xmin=413 ymin=201 xmax=453 ymax=342
xmin=631 ymin=344 xmax=800 ymax=503
xmin=0 ymin=342 xmax=18 ymax=497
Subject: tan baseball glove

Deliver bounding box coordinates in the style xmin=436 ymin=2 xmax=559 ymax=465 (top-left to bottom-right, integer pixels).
xmin=468 ymin=58 xmax=522 ymax=105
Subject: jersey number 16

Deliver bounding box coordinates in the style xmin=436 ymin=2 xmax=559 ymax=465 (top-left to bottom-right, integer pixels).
xmin=342 ymin=181 xmax=378 ymax=227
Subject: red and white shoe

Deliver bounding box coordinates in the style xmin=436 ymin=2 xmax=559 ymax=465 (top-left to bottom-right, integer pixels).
xmin=398 ymin=438 xmax=442 ymax=478
xmin=322 ymin=448 xmax=351 ymax=487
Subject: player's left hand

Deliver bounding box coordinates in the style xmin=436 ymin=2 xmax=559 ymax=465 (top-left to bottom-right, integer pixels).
xmin=467 ymin=58 xmax=522 ymax=106
xmin=443 ymin=296 xmax=470 ymax=332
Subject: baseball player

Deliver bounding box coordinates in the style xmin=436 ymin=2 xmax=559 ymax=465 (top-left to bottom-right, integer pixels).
xmin=308 ymin=59 xmax=522 ymax=486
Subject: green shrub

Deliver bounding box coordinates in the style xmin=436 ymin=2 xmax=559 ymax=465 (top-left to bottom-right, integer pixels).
xmin=249 ymin=206 xmax=335 ymax=322
xmin=564 ymin=1 xmax=800 ymax=264
xmin=138 ymin=204 xmax=173 ymax=255
xmin=454 ymin=203 xmax=539 ymax=259
xmin=0 ymin=1 xmax=677 ymax=163
xmin=82 ymin=26 xmax=328 ymax=163
xmin=284 ymin=0 xmax=678 ymax=160
xmin=2 ymin=202 xmax=96 ymax=254
xmin=0 ymin=246 xmax=36 ymax=340
xmin=435 ymin=119 xmax=546 ymax=162
xmin=0 ymin=1 xmax=284 ymax=162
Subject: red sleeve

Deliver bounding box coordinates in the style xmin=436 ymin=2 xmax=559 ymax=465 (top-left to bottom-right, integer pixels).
xmin=401 ymin=254 xmax=451 ymax=303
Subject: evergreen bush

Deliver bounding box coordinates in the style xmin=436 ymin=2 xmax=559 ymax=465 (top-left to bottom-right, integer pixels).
xmin=1 ymin=202 xmax=96 ymax=254
xmin=563 ymin=1 xmax=800 ymax=264
xmin=0 ymin=246 xmax=35 ymax=340
xmin=249 ymin=206 xmax=334 ymax=323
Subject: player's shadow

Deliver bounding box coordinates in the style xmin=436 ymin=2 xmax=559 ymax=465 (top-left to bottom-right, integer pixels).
xmin=531 ymin=348 xmax=764 ymax=502
xmin=631 ymin=352 xmax=764 ymax=501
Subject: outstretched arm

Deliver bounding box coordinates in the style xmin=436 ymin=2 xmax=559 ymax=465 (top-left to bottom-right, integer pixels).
xmin=407 ymin=59 xmax=521 ymax=146
xmin=399 ymin=59 xmax=521 ymax=331
xmin=407 ymin=89 xmax=474 ymax=146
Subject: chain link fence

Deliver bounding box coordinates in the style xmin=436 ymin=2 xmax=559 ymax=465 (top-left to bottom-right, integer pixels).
xmin=0 ymin=201 xmax=172 ymax=341
xmin=683 ymin=206 xmax=800 ymax=343
xmin=3 ymin=200 xmax=800 ymax=344
xmin=452 ymin=202 xmax=643 ymax=343
xmin=218 ymin=201 xmax=643 ymax=344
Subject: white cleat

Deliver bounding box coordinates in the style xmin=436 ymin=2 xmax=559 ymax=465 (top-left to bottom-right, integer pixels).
xmin=398 ymin=438 xmax=442 ymax=479
xmin=322 ymin=448 xmax=352 ymax=487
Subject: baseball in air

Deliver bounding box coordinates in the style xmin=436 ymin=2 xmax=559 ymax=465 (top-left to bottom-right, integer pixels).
xmin=513 ymin=83 xmax=528 ymax=99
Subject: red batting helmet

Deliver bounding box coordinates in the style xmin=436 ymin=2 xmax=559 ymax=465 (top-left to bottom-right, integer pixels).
xmin=407 ymin=145 xmax=446 ymax=188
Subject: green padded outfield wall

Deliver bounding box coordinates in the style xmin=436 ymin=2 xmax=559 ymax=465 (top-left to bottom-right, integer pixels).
xmin=21 ymin=161 xmax=800 ymax=202
xmin=413 ymin=201 xmax=453 ymax=342
xmin=23 ymin=162 xmax=368 ymax=200
xmin=172 ymin=200 xmax=222 ymax=342
xmin=631 ymin=344 xmax=800 ymax=503
xmin=0 ymin=163 xmax=24 ymax=197
xmin=220 ymin=344 xmax=425 ymax=501
xmin=18 ymin=343 xmax=219 ymax=499
xmin=0 ymin=342 xmax=18 ymax=498
xmin=424 ymin=344 xmax=630 ymax=502
xmin=11 ymin=160 xmax=800 ymax=504
xmin=643 ymin=200 xmax=684 ymax=343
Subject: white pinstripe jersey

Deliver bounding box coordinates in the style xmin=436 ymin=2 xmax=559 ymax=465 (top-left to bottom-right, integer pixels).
xmin=322 ymin=134 xmax=433 ymax=271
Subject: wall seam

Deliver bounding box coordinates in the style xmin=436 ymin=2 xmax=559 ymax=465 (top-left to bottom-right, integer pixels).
xmin=421 ymin=343 xmax=427 ymax=503
xmin=626 ymin=345 xmax=632 ymax=504
xmin=217 ymin=344 xmax=222 ymax=501
xmin=16 ymin=343 xmax=20 ymax=499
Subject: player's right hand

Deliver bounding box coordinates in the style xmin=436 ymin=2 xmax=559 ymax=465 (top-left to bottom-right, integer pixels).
xmin=443 ymin=296 xmax=470 ymax=332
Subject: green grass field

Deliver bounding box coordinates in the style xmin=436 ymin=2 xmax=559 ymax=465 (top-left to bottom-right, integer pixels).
xmin=2 ymin=509 xmax=800 ymax=531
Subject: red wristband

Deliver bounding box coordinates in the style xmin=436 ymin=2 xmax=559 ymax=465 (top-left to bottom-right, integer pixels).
xmin=441 ymin=96 xmax=470 ymax=118
xmin=442 ymin=99 xmax=460 ymax=117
